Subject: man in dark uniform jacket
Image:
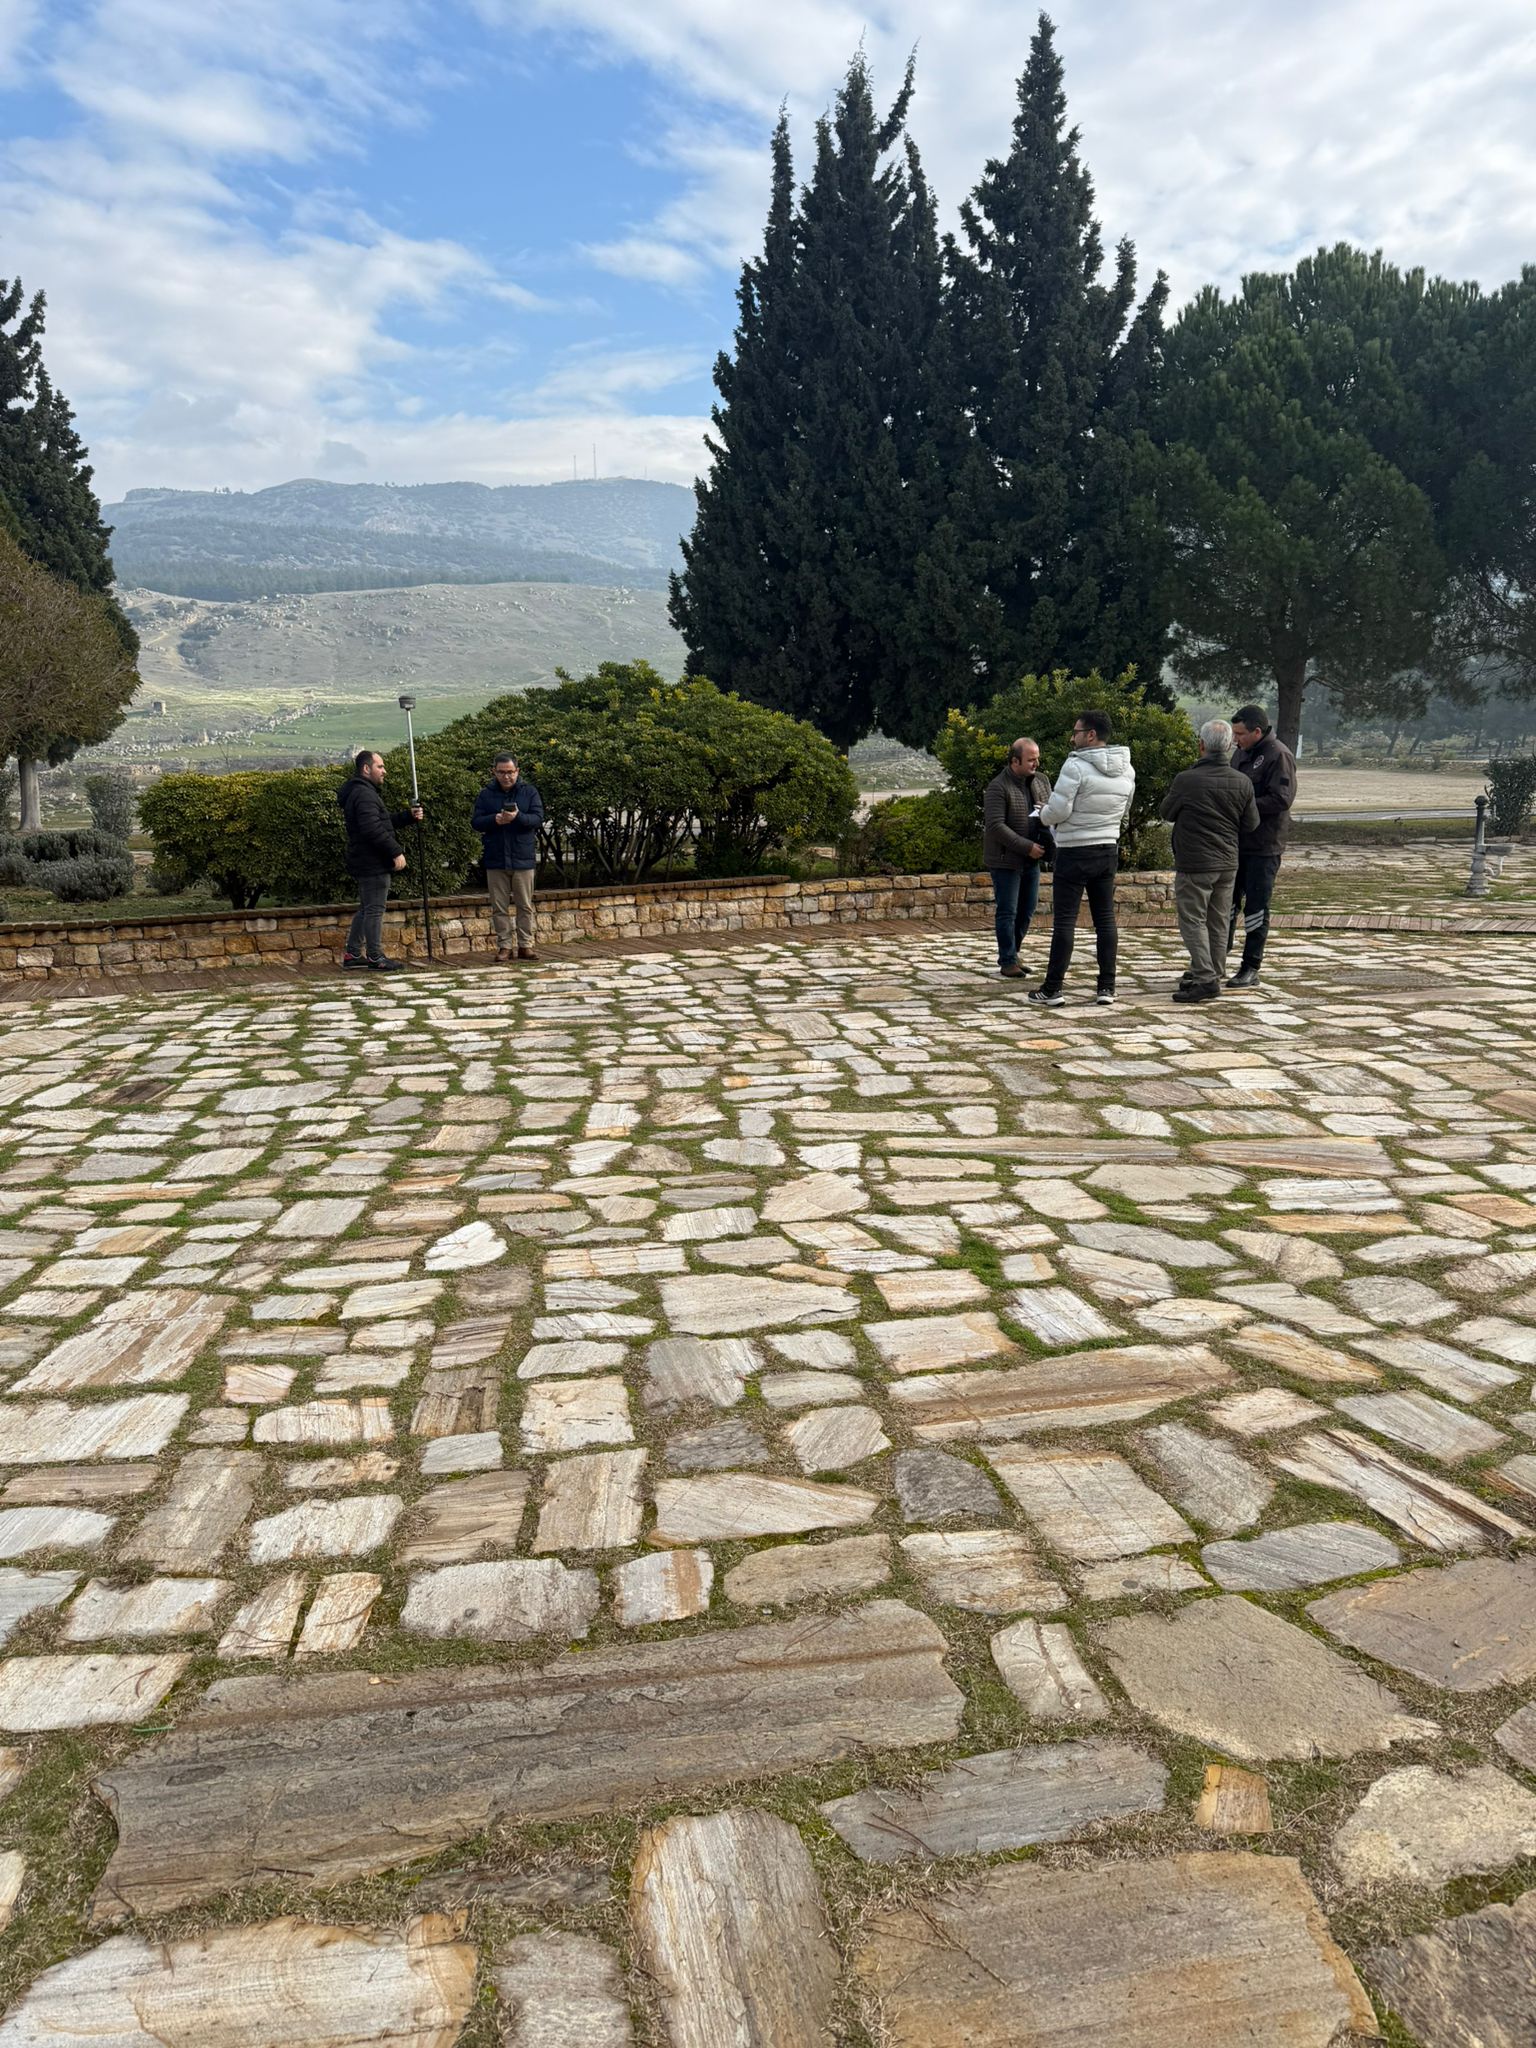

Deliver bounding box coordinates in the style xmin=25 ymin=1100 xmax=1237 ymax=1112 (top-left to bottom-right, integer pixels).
xmin=338 ymin=750 xmax=423 ymax=971
xmin=1226 ymin=703 xmax=1296 ymax=989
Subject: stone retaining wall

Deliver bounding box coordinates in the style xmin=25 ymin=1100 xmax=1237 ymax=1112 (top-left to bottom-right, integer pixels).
xmin=0 ymin=871 xmax=1178 ymax=982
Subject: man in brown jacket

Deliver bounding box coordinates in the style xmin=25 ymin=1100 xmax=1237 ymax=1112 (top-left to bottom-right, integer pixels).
xmin=983 ymin=738 xmax=1053 ymax=979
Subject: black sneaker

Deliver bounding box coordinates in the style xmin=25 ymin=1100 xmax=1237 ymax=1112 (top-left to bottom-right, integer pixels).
xmin=366 ymin=957 xmax=407 ymax=973
xmin=1174 ymin=981 xmax=1222 ymax=1004
xmin=1227 ymin=964 xmax=1261 ymax=989
xmin=1095 ymin=987 xmax=1116 ymax=1006
xmin=1027 ymin=988 xmax=1065 ymax=1008
xmin=341 ymin=953 xmax=368 ymax=971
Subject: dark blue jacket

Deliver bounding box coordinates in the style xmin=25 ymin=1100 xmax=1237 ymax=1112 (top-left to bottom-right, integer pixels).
xmin=471 ymin=776 xmax=544 ymax=871
xmin=338 ymin=776 xmax=414 ymax=878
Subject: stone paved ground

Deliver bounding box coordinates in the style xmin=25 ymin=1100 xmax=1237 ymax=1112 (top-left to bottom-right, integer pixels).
xmin=0 ymin=924 xmax=1534 ymax=2045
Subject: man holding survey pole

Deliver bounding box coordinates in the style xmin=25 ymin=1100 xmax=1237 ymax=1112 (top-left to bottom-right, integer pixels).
xmin=338 ymin=750 xmax=423 ymax=973
xmin=472 ymin=753 xmax=544 ymax=962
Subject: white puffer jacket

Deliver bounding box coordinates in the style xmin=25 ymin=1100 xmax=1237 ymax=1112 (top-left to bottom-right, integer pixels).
xmin=1037 ymin=744 xmax=1136 ymax=848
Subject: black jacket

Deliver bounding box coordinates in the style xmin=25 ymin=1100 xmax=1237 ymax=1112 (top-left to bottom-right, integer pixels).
xmin=338 ymin=777 xmax=413 ymax=879
xmin=1234 ymin=732 xmax=1297 ymax=855
xmin=1160 ymin=756 xmax=1260 ymax=872
xmin=982 ymin=767 xmax=1054 ymax=872
xmin=471 ymin=776 xmax=544 ymax=871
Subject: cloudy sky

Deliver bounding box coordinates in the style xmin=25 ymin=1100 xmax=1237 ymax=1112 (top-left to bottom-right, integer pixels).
xmin=4 ymin=0 xmax=1534 ymax=505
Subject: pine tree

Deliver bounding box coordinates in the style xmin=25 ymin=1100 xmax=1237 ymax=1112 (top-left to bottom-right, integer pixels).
xmin=946 ymin=14 xmax=1172 ymax=701
xmin=0 ymin=275 xmax=138 ymax=822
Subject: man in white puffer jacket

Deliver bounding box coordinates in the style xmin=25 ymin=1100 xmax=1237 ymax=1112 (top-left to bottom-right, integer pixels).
xmin=1026 ymin=709 xmax=1136 ymax=1008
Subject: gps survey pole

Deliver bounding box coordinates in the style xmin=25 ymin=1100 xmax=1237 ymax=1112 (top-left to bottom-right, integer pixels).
xmin=398 ymin=694 xmax=434 ymax=961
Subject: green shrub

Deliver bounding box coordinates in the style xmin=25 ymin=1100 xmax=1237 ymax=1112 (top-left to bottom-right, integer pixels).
xmin=1486 ymin=754 xmax=1536 ymax=837
xmin=139 ymin=774 xmax=270 ymax=908
xmin=0 ymin=837 xmax=30 ymax=888
xmin=34 ymin=851 xmax=132 ymax=901
xmin=935 ymin=668 xmax=1197 ymax=859
xmin=21 ymin=826 xmax=131 ymax=864
xmin=144 ymin=862 xmax=188 ymax=896
xmin=845 ymin=790 xmax=982 ymax=875
xmin=84 ymin=769 xmax=136 ymax=842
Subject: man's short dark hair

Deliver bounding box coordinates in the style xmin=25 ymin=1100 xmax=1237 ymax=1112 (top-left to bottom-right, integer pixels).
xmin=1231 ymin=705 xmax=1271 ymax=733
xmin=1076 ymin=709 xmax=1112 ymax=741
xmin=494 ymin=753 xmax=517 ymax=767
xmin=354 ymin=750 xmax=379 ymax=775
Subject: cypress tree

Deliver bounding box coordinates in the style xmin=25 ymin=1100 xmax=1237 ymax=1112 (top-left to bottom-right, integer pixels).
xmin=947 ymin=14 xmax=1172 ymax=701
xmin=0 ymin=275 xmax=138 ymax=822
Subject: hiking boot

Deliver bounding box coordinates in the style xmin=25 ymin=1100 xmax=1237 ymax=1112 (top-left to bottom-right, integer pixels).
xmin=1227 ymin=963 xmax=1261 ymax=989
xmin=494 ymin=948 xmax=514 ymax=964
xmin=518 ymin=948 xmax=540 ymax=962
xmin=1027 ymin=988 xmax=1065 ymax=1008
xmin=1174 ymin=981 xmax=1221 ymax=1004
xmin=999 ymin=961 xmax=1028 ymax=979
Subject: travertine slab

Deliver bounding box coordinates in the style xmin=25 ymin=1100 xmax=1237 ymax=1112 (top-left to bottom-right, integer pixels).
xmin=0 ymin=1652 xmax=188 ymax=1732
xmin=630 ymin=1808 xmax=838 ymax=2048
xmin=401 ymin=1559 xmax=600 ymax=1643
xmin=652 ymin=1473 xmax=877 ymax=1543
xmin=63 ymin=1576 xmax=225 ymax=1640
xmin=247 ymin=1494 xmax=402 ymax=1565
xmin=853 ymin=1851 xmax=1376 ymax=2047
xmin=1332 ymin=1763 xmax=1536 ymax=1888
xmin=1202 ymin=1521 xmax=1399 ymax=1591
xmin=0 ymin=1913 xmax=476 ymax=2047
xmin=533 ymin=1449 xmax=646 ymax=1552
xmin=0 ymin=1393 xmax=189 ymax=1465
xmin=1134 ymin=1423 xmax=1273 ymax=1535
xmin=724 ymin=1534 xmax=890 ymax=1608
xmin=889 ymin=1343 xmax=1231 ymax=1442
xmin=991 ymin=1620 xmax=1109 ymax=1720
xmin=216 ymin=1572 xmax=306 ymax=1659
xmin=294 ymin=1572 xmax=382 ymax=1655
xmin=900 ymin=1531 xmax=1063 ymax=1614
xmin=14 ymin=1289 xmax=231 ymax=1392
xmin=988 ymin=1447 xmax=1194 ymax=1558
xmin=1308 ymin=1556 xmax=1536 ymax=1692
xmin=93 ymin=1600 xmax=961 ymax=1914
xmin=494 ymin=1931 xmax=633 ymax=2047
xmin=120 ymin=1450 xmax=262 ymax=1572
xmin=822 ymin=1740 xmax=1165 ymax=1864
xmin=1366 ymin=1892 xmax=1536 ymax=2048
xmin=1095 ymin=1596 xmax=1436 ymax=1761
xmin=1272 ymin=1429 xmax=1529 ymax=1553
xmin=399 ymin=1472 xmax=529 ymax=1564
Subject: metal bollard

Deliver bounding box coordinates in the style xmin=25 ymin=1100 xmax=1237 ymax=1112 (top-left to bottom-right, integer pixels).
xmin=1465 ymin=793 xmax=1489 ymax=897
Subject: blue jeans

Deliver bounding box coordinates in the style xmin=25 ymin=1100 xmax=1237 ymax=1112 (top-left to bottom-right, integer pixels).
xmin=989 ymin=863 xmax=1040 ymax=967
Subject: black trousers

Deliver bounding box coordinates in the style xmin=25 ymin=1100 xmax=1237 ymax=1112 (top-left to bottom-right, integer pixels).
xmin=1042 ymin=844 xmax=1119 ymax=994
xmin=1228 ymin=853 xmax=1282 ymax=967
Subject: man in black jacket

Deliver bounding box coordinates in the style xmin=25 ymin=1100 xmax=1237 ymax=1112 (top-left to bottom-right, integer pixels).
xmin=337 ymin=751 xmax=423 ymax=971
xmin=1160 ymin=720 xmax=1258 ymax=1003
xmin=1226 ymin=704 xmax=1297 ymax=989
xmin=982 ymin=738 xmax=1053 ymax=978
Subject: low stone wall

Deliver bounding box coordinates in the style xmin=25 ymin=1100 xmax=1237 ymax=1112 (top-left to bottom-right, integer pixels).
xmin=0 ymin=870 xmax=1177 ymax=982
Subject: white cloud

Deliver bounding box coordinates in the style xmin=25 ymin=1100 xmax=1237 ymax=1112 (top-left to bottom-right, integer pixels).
xmin=0 ymin=0 xmax=38 ymax=84
xmin=532 ymin=344 xmax=707 ymax=407
xmin=583 ymin=236 xmax=707 ymax=287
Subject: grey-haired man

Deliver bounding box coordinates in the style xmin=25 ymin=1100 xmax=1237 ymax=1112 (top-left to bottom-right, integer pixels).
xmin=1160 ymin=719 xmax=1258 ymax=1003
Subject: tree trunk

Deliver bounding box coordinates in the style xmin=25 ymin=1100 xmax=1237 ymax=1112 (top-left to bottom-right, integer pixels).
xmin=17 ymin=757 xmax=41 ymax=832
xmin=1274 ymin=656 xmax=1307 ymax=754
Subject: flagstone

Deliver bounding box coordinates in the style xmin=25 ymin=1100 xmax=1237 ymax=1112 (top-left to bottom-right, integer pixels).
xmin=1193 ymin=1763 xmax=1272 ymax=1835
xmin=1077 ymin=1554 xmax=1206 ymax=1600
xmin=822 ymin=1739 xmax=1165 ymax=1865
xmin=864 ymin=1310 xmax=1016 ymax=1374
xmin=658 ymin=1273 xmax=857 ymax=1334
xmin=1207 ymin=1387 xmax=1328 ymax=1436
xmin=612 ymin=1547 xmax=712 ymax=1626
xmin=545 ymin=1244 xmax=685 ymax=1280
xmin=1272 ymin=1430 xmax=1529 ymax=1553
xmin=1005 ymin=1285 xmax=1124 ymax=1345
xmin=14 ymin=1289 xmax=230 ymax=1392
xmin=339 ymin=1278 xmax=442 ymax=1320
xmin=410 ymin=1367 xmax=499 ymax=1439
xmin=1133 ymin=1423 xmax=1273 ymax=1535
xmin=890 ymin=1341 xmax=1231 ymax=1441
xmin=247 ymin=1494 xmax=402 ymax=1564
xmin=494 ymin=1932 xmax=633 ymax=2048
xmin=1222 ymin=1230 xmax=1343 ymax=1282
xmin=1353 ymin=1334 xmax=1521 ymax=1401
xmin=216 ymin=1572 xmax=307 ymax=1659
xmin=1496 ymin=1700 xmax=1536 ymax=1772
xmin=853 ymin=1849 xmax=1376 ymax=2048
xmin=871 ymin=1268 xmax=986 ymax=1314
xmin=0 ymin=1651 xmax=188 ymax=1731
xmin=990 ymin=1619 xmax=1109 ymax=1720
xmin=532 ymin=1311 xmax=651 ymax=1341
xmin=1215 ymin=1282 xmax=1372 ymax=1336
xmin=892 ymin=1447 xmax=1004 ymax=1524
xmin=533 ymin=1449 xmax=646 ymax=1552
xmin=269 ymin=1197 xmax=365 ymax=1237
xmin=642 ymin=1335 xmax=758 ymax=1408
xmin=283 ymin=1451 xmax=399 ymax=1492
xmin=1308 ymin=1555 xmax=1536 ymax=1691
xmin=631 ymin=1808 xmax=838 ymax=2048
xmin=901 ymin=1531 xmax=1064 ymax=1614
xmin=2 ymin=1464 xmax=157 ymax=1504
xmin=294 ymin=1571 xmax=382 ymax=1656
xmin=1335 ymin=1388 xmax=1505 ymax=1462
xmin=253 ymin=1397 xmax=394 ymax=1447
xmin=783 ymin=1402 xmax=889 ymax=1472
xmin=0 ymin=1568 xmax=77 ymax=1644
xmin=0 ymin=1912 xmax=477 ymax=2046
xmin=1013 ymin=1177 xmax=1108 ymax=1221
xmin=63 ymin=1576 xmax=226 ymax=1639
xmin=521 ymin=1378 xmax=632 ymax=1455
xmin=1070 ymin=1221 xmax=1235 ymax=1269
xmin=402 ymin=1558 xmax=600 ymax=1643
xmin=1332 ymin=1763 xmax=1536 ymax=1889
xmin=1057 ymin=1246 xmax=1175 ymax=1307
xmin=1227 ymin=1322 xmax=1380 ymax=1385
xmin=988 ymin=1447 xmax=1194 ymax=1559
xmin=1095 ymin=1595 xmax=1436 ymax=1761
xmin=724 ymin=1534 xmax=890 ymax=1608
xmin=1202 ymin=1521 xmax=1400 ymax=1592
xmin=664 ymin=1416 xmax=769 ymax=1470
xmin=517 ymin=1339 xmax=628 ymax=1380
xmin=1459 ymin=1314 xmax=1536 ymax=1364
xmin=419 ymin=1430 xmax=502 ymax=1476
xmin=651 ymin=1473 xmax=877 ymax=1543
xmin=1339 ymin=1275 xmax=1459 ymax=1327
xmin=1366 ymin=1891 xmax=1536 ymax=2048
xmin=762 ymin=1171 xmax=868 ymax=1223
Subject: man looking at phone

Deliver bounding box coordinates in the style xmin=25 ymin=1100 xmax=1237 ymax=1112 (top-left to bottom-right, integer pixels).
xmin=472 ymin=753 xmax=544 ymax=962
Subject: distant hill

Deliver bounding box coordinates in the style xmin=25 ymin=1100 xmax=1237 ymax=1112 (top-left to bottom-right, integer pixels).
xmin=104 ymin=476 xmax=695 ymax=599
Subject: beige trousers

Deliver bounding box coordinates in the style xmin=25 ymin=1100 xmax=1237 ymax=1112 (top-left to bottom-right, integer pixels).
xmin=1175 ymin=868 xmax=1235 ymax=986
xmin=487 ymin=867 xmax=535 ymax=949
